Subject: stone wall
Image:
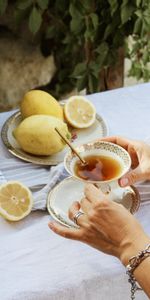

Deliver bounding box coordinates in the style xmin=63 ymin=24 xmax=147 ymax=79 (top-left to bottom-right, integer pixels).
xmin=0 ymin=33 xmax=55 ymax=112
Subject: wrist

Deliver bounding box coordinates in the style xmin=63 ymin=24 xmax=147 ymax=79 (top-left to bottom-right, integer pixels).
xmin=120 ymin=235 xmax=150 ymax=266
xmin=126 ymin=243 xmax=150 ymax=299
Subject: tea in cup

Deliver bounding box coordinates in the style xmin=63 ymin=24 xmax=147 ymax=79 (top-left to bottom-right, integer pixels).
xmin=64 ymin=141 xmax=131 ymax=193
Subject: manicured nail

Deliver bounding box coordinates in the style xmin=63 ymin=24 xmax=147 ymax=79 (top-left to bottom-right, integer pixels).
xmin=120 ymin=177 xmax=129 ymax=187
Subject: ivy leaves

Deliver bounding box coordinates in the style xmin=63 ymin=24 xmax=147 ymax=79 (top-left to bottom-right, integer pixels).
xmin=68 ymin=0 xmax=150 ymax=91
xmin=29 ymin=7 xmax=42 ymax=34
xmin=108 ymin=0 xmax=118 ymax=16
xmin=0 ymin=0 xmax=7 ymax=15
xmin=0 ymin=0 xmax=49 ymax=39
xmin=37 ymin=0 xmax=49 ymax=10
xmin=16 ymin=0 xmax=32 ymax=10
xmin=0 ymin=0 xmax=150 ymax=95
xmin=14 ymin=0 xmax=49 ymax=34
xmin=120 ymin=1 xmax=135 ymax=25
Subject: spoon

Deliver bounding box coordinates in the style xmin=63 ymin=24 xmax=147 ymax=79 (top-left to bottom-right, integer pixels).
xmin=55 ymin=127 xmax=87 ymax=165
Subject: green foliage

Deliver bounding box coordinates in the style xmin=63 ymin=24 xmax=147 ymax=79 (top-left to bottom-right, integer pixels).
xmin=128 ymin=36 xmax=150 ymax=81
xmin=16 ymin=0 xmax=32 ymax=10
xmin=0 ymin=0 xmax=7 ymax=15
xmin=37 ymin=0 xmax=49 ymax=10
xmin=29 ymin=6 xmax=42 ymax=34
xmin=1 ymin=0 xmax=150 ymax=97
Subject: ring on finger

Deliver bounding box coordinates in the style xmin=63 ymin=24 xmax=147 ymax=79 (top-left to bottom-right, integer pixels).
xmin=73 ymin=211 xmax=84 ymax=225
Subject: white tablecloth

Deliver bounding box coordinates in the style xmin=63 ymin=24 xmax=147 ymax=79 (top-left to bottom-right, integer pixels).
xmin=1 ymin=83 xmax=150 ymax=300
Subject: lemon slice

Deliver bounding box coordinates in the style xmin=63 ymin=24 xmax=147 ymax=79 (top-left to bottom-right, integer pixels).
xmin=64 ymin=96 xmax=96 ymax=128
xmin=0 ymin=181 xmax=33 ymax=221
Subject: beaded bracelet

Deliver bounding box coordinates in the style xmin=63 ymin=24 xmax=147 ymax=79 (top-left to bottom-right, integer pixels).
xmin=126 ymin=243 xmax=150 ymax=300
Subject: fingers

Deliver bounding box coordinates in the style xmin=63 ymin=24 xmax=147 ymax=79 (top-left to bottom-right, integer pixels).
xmin=80 ymin=197 xmax=91 ymax=213
xmin=68 ymin=201 xmax=88 ymax=227
xmin=84 ymin=183 xmax=107 ymax=204
xmin=119 ymin=167 xmax=144 ymax=187
xmin=48 ymin=221 xmax=83 ymax=240
xmin=101 ymin=136 xmax=133 ymax=151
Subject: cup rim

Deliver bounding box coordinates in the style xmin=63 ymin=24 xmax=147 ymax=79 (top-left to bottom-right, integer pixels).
xmin=64 ymin=141 xmax=131 ymax=184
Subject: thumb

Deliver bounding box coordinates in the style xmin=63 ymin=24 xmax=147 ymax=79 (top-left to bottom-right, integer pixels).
xmin=119 ymin=167 xmax=143 ymax=187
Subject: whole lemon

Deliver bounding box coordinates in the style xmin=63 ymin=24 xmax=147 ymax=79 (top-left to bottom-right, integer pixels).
xmin=13 ymin=115 xmax=70 ymax=156
xmin=20 ymin=90 xmax=63 ymax=120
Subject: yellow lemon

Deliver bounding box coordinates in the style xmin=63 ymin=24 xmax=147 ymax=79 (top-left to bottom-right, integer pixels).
xmin=13 ymin=115 xmax=70 ymax=156
xmin=20 ymin=90 xmax=63 ymax=120
xmin=64 ymin=96 xmax=96 ymax=128
xmin=0 ymin=181 xmax=33 ymax=221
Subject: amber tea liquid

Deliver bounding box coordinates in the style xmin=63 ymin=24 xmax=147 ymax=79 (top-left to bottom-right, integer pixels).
xmin=74 ymin=155 xmax=123 ymax=181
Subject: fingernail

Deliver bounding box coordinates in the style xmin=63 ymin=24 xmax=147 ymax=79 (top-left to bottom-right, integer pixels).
xmin=120 ymin=177 xmax=129 ymax=187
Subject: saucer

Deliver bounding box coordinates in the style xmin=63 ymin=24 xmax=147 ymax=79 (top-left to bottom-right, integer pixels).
xmin=47 ymin=177 xmax=140 ymax=228
xmin=1 ymin=110 xmax=108 ymax=165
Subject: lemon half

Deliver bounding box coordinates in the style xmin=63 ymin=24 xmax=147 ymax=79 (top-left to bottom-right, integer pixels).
xmin=0 ymin=181 xmax=33 ymax=221
xmin=64 ymin=96 xmax=96 ymax=128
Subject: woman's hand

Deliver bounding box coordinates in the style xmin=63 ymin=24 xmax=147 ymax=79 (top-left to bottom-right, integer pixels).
xmin=49 ymin=184 xmax=149 ymax=266
xmin=102 ymin=136 xmax=150 ymax=187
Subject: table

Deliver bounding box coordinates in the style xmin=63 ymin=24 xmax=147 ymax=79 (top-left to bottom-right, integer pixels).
xmin=0 ymin=83 xmax=150 ymax=300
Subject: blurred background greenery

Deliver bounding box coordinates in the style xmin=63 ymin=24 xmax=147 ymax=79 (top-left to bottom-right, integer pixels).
xmin=0 ymin=0 xmax=150 ymax=111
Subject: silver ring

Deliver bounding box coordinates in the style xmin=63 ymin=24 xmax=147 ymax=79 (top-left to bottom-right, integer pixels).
xmin=73 ymin=211 xmax=84 ymax=225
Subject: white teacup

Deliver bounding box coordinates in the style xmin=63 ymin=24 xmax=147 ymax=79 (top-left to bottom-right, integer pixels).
xmin=64 ymin=141 xmax=131 ymax=194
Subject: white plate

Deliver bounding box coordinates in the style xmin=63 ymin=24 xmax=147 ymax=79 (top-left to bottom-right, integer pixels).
xmin=1 ymin=110 xmax=108 ymax=165
xmin=47 ymin=177 xmax=140 ymax=228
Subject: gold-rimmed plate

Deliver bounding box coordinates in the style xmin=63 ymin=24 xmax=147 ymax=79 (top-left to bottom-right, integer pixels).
xmin=47 ymin=177 xmax=140 ymax=228
xmin=1 ymin=110 xmax=108 ymax=165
